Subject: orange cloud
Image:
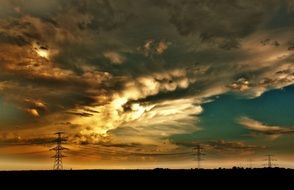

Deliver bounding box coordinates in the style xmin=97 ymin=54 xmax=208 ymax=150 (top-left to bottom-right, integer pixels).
xmin=26 ymin=109 xmax=40 ymax=117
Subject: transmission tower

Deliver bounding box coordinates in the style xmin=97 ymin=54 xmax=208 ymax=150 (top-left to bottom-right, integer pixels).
xmin=265 ymin=154 xmax=277 ymax=168
xmin=193 ymin=145 xmax=205 ymax=169
xmin=50 ymin=132 xmax=68 ymax=170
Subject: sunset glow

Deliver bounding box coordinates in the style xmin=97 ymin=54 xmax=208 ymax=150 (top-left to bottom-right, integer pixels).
xmin=0 ymin=0 xmax=293 ymax=170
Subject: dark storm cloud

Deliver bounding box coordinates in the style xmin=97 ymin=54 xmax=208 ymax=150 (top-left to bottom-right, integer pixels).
xmin=65 ymin=111 xmax=94 ymax=117
xmin=55 ymin=122 xmax=83 ymax=130
xmin=124 ymin=88 xmax=191 ymax=105
xmin=0 ymin=136 xmax=55 ymax=146
xmin=0 ymin=0 xmax=293 ymax=155
xmin=205 ymin=140 xmax=265 ymax=151
xmin=288 ymin=41 xmax=294 ymax=50
xmin=260 ymin=38 xmax=280 ymax=47
xmin=0 ymin=32 xmax=29 ymax=46
xmin=175 ymin=140 xmax=264 ymax=150
xmin=152 ymin=0 xmax=279 ymax=49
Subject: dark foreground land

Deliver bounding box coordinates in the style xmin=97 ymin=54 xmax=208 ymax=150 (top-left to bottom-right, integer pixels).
xmin=1 ymin=168 xmax=293 ymax=178
xmin=1 ymin=168 xmax=293 ymax=187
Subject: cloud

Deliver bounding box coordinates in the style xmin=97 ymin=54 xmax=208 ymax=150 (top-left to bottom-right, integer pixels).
xmin=288 ymin=41 xmax=294 ymax=50
xmin=175 ymin=140 xmax=264 ymax=151
xmin=68 ymin=97 xmax=203 ymax=147
xmin=65 ymin=111 xmax=94 ymax=117
xmin=26 ymin=109 xmax=40 ymax=117
xmin=0 ymin=0 xmax=293 ymax=163
xmin=173 ymin=139 xmax=266 ymax=159
xmin=228 ymin=78 xmax=250 ymax=92
xmin=0 ymin=136 xmax=55 ymax=146
xmin=103 ymin=51 xmax=125 ymax=64
xmin=139 ymin=39 xmax=171 ymax=56
xmin=154 ymin=0 xmax=279 ymax=49
xmin=260 ymin=38 xmax=280 ymax=47
xmin=204 ymin=140 xmax=265 ymax=152
xmin=239 ymin=117 xmax=294 ymax=136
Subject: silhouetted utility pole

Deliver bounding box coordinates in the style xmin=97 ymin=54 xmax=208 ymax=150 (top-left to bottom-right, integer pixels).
xmin=50 ymin=132 xmax=68 ymax=170
xmin=265 ymin=154 xmax=277 ymax=168
xmin=193 ymin=145 xmax=205 ymax=169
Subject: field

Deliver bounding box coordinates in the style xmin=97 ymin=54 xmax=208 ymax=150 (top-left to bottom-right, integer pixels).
xmin=1 ymin=168 xmax=293 ymax=187
xmin=1 ymin=168 xmax=293 ymax=178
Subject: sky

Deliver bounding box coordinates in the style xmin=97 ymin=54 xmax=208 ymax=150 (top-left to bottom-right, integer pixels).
xmin=0 ymin=0 xmax=293 ymax=170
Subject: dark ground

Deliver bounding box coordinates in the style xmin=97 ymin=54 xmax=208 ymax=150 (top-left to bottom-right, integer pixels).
xmin=1 ymin=168 xmax=293 ymax=178
xmin=0 ymin=168 xmax=293 ymax=187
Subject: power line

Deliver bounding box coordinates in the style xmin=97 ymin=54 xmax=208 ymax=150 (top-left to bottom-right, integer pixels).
xmin=50 ymin=132 xmax=68 ymax=170
xmin=193 ymin=145 xmax=205 ymax=169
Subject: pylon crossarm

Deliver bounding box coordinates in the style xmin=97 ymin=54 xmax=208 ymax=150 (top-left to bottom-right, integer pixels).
xmin=50 ymin=146 xmax=68 ymax=151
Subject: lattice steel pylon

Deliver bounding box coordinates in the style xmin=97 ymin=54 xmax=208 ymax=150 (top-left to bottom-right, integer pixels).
xmin=50 ymin=132 xmax=68 ymax=170
xmin=265 ymin=154 xmax=277 ymax=168
xmin=193 ymin=144 xmax=205 ymax=169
